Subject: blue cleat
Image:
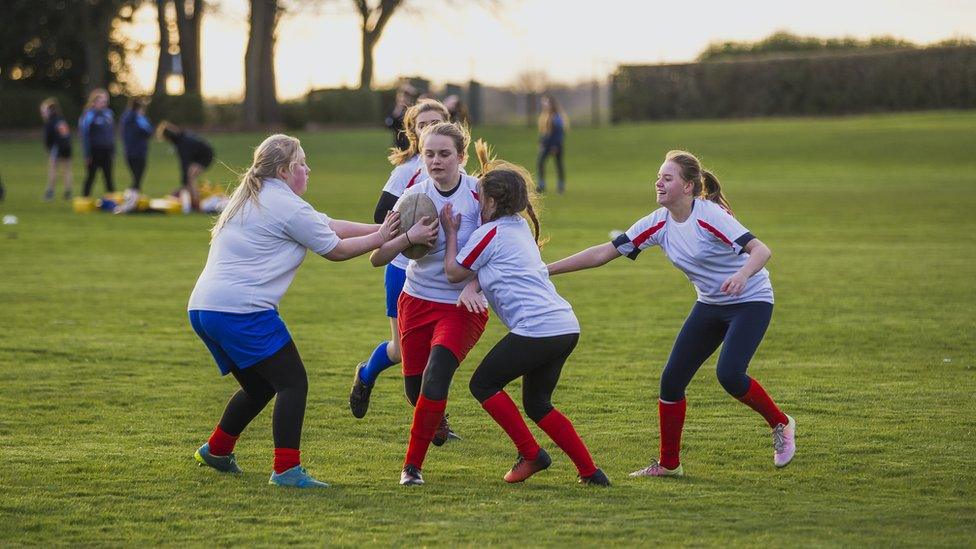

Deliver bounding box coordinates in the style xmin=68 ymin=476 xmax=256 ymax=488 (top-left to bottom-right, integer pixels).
xmin=269 ymin=465 xmax=330 ymax=488
xmin=195 ymin=443 xmax=243 ymax=474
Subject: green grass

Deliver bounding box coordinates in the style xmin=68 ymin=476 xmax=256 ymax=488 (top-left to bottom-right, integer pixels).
xmin=1 ymin=111 xmax=974 ymax=546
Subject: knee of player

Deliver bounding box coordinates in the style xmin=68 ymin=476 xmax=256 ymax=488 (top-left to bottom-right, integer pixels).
xmin=716 ymin=367 xmax=748 ymax=396
xmin=523 ymin=397 xmax=553 ymax=424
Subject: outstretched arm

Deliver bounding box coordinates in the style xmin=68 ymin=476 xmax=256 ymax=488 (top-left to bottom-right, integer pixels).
xmin=330 ymin=219 xmax=380 ymax=239
xmin=323 ymin=211 xmax=399 ymax=261
xmin=547 ymin=242 xmax=620 ymax=276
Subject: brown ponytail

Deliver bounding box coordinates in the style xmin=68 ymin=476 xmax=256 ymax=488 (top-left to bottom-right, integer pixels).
xmin=474 ymin=139 xmax=546 ymax=247
xmin=665 ymin=150 xmax=733 ymax=215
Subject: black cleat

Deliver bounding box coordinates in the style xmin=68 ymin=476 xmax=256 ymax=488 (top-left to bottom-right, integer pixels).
xmin=399 ymin=464 xmax=424 ymax=485
xmin=579 ymin=468 xmax=611 ymax=487
xmin=432 ymin=413 xmax=461 ymax=447
xmin=349 ymin=362 xmax=373 ymax=419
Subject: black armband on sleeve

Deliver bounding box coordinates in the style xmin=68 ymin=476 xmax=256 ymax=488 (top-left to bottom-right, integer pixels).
xmin=735 ymin=232 xmax=755 ymax=254
xmin=374 ymin=191 xmax=400 ymax=224
xmin=612 ymin=233 xmax=640 ymax=260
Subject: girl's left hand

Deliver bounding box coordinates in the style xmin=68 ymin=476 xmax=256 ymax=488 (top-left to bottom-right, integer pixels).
xmin=440 ymin=203 xmax=461 ymax=236
xmin=457 ymin=281 xmax=487 ymax=314
xmin=721 ymin=272 xmax=748 ymax=296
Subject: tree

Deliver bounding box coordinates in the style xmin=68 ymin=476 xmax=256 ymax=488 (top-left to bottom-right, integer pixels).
xmin=243 ymin=0 xmax=283 ymax=125
xmin=173 ymin=0 xmax=204 ymax=96
xmin=354 ymin=0 xmax=403 ymax=90
xmin=153 ymin=0 xmax=172 ymax=96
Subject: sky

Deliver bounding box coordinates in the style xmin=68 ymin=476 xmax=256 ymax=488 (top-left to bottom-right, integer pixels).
xmin=124 ymin=0 xmax=976 ymax=100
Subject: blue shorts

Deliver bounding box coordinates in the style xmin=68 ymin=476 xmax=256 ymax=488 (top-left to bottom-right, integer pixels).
xmin=189 ymin=309 xmax=292 ymax=375
xmin=385 ymin=263 xmax=407 ymax=318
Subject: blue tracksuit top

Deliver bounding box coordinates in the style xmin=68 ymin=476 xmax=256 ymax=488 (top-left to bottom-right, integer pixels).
xmin=79 ymin=108 xmax=116 ymax=157
xmin=121 ymin=110 xmax=154 ymax=159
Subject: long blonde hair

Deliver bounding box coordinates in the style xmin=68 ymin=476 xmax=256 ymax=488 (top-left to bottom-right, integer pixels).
xmin=666 ymin=150 xmax=733 ymax=214
xmin=388 ymin=98 xmax=450 ymax=166
xmin=537 ymin=94 xmax=569 ymax=136
xmin=473 ymin=140 xmax=546 ymax=247
xmin=211 ymin=134 xmax=303 ymax=240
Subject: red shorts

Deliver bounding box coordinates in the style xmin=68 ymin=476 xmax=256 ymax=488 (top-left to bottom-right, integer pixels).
xmin=397 ymin=292 xmax=489 ymax=377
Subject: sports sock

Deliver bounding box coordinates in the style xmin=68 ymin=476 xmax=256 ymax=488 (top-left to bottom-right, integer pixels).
xmin=207 ymin=425 xmax=239 ymax=456
xmin=536 ymin=409 xmax=597 ymax=477
xmin=481 ymin=391 xmax=540 ymax=460
xmin=659 ymin=398 xmax=686 ymax=470
xmin=737 ymin=378 xmax=788 ymax=428
xmin=273 ymin=447 xmax=301 ymax=474
xmin=404 ymin=395 xmax=447 ymax=468
xmin=359 ymin=341 xmax=396 ymax=386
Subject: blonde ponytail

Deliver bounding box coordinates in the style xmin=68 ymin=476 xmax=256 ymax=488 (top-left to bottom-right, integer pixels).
xmin=475 ymin=139 xmax=547 ymax=247
xmin=210 ymin=134 xmax=302 ymax=240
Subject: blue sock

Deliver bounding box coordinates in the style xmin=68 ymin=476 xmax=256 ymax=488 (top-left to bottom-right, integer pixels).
xmin=359 ymin=341 xmax=396 ymax=386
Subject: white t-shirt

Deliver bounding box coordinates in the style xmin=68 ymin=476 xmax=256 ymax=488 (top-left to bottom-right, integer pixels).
xmin=458 ymin=215 xmax=580 ymax=337
xmin=613 ymin=198 xmax=774 ymax=305
xmin=188 ymin=178 xmax=341 ymax=313
xmin=382 ymin=156 xmax=426 ymax=270
xmin=398 ymin=174 xmax=482 ymax=304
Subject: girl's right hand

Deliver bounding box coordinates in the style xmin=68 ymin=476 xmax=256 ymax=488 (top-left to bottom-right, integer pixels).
xmin=407 ymin=216 xmax=439 ymax=247
xmin=378 ymin=210 xmax=401 ymax=241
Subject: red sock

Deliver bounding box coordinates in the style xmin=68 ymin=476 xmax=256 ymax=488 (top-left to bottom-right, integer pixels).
xmin=536 ymin=409 xmax=597 ymax=477
xmin=404 ymin=395 xmax=447 ymax=468
xmin=659 ymin=399 xmax=686 ymax=470
xmin=481 ymin=391 xmax=540 ymax=460
xmin=737 ymin=379 xmax=788 ymax=428
xmin=273 ymin=448 xmax=300 ymax=474
xmin=207 ymin=425 xmax=239 ymax=456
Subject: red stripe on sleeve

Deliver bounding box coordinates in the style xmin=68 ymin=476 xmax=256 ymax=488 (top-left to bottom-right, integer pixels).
xmin=406 ymin=169 xmax=422 ymax=189
xmin=461 ymin=227 xmax=497 ymax=269
xmin=631 ymin=220 xmax=666 ymax=248
xmin=697 ymin=219 xmax=733 ymax=247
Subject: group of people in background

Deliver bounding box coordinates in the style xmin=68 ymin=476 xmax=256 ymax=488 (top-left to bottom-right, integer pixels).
xmin=39 ymin=89 xmax=215 ymax=209
xmin=188 ymin=94 xmax=795 ymax=490
xmin=384 ymin=84 xmax=568 ymax=195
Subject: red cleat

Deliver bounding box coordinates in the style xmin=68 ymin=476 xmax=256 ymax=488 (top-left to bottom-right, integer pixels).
xmin=503 ymin=448 xmax=552 ymax=483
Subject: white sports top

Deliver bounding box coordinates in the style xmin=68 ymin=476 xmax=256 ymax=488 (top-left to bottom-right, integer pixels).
xmin=188 ymin=178 xmax=341 ymax=313
xmin=458 ymin=215 xmax=580 ymax=337
xmin=613 ymin=199 xmax=773 ymax=305
xmin=382 ymin=155 xmax=426 ymax=270
xmin=398 ymin=174 xmax=483 ymax=304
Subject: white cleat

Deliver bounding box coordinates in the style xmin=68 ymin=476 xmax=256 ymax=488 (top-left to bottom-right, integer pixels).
xmin=773 ymin=414 xmax=796 ymax=468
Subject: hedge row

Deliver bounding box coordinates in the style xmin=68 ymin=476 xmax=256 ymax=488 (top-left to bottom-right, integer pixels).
xmin=612 ymin=46 xmax=976 ymax=122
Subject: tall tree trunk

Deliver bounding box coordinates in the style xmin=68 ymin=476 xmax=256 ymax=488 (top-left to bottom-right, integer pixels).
xmin=80 ymin=0 xmax=114 ymax=92
xmin=174 ymin=0 xmax=203 ymax=95
xmin=244 ymin=0 xmax=281 ymax=126
xmin=356 ymin=0 xmax=402 ymax=90
xmin=154 ymin=0 xmax=171 ymax=97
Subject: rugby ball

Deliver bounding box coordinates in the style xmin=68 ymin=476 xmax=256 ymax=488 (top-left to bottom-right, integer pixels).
xmin=395 ymin=192 xmax=438 ymax=260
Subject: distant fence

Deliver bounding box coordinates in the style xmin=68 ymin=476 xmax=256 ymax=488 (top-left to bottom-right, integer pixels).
xmin=612 ymin=46 xmax=976 ymax=122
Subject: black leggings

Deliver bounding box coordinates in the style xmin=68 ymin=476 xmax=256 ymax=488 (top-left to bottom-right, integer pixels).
xmin=536 ymin=145 xmax=565 ymax=192
xmin=469 ymin=332 xmax=579 ymax=422
xmin=217 ymin=340 xmax=308 ymax=449
xmin=126 ymin=156 xmax=146 ymax=191
xmin=419 ymin=346 xmax=460 ymax=401
xmin=660 ymin=301 xmax=773 ymax=402
xmin=82 ymin=147 xmax=115 ymax=196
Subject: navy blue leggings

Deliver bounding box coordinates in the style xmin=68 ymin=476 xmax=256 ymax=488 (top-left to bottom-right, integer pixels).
xmin=659 ymin=301 xmax=773 ymax=402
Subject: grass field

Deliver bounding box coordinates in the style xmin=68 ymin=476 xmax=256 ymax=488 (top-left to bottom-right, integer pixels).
xmin=0 ymin=111 xmax=974 ymax=546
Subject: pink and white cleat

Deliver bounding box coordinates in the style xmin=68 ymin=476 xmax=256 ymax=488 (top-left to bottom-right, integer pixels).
xmin=773 ymin=414 xmax=796 ymax=468
xmin=629 ymin=460 xmax=684 ymax=478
